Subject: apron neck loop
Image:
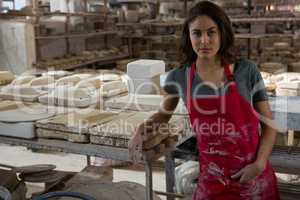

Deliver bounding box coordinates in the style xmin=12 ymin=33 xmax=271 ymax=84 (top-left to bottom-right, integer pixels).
xmin=224 ymin=64 xmax=234 ymax=82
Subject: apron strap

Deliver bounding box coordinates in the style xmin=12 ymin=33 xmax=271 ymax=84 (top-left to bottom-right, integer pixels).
xmin=187 ymin=62 xmax=234 ymax=112
xmin=224 ymin=64 xmax=235 ymax=82
xmin=187 ymin=62 xmax=196 ymax=113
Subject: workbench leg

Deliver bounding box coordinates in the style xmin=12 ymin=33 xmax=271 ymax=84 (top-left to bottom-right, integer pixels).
xmin=288 ymin=130 xmax=294 ymax=146
xmin=145 ymin=160 xmax=153 ymax=200
xmin=165 ymin=153 xmax=176 ymax=200
xmin=86 ymin=155 xmax=91 ymax=166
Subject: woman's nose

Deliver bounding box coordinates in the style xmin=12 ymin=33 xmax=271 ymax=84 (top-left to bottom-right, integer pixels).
xmin=200 ymin=33 xmax=209 ymax=45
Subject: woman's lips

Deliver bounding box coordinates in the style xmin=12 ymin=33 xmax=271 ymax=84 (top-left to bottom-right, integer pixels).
xmin=200 ymin=48 xmax=211 ymax=53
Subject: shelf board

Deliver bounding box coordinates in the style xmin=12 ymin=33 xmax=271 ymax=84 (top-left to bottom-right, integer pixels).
xmin=121 ymin=33 xmax=179 ymax=39
xmin=0 ymin=135 xmax=130 ymax=161
xmin=0 ymin=12 xmax=34 ymax=17
xmin=67 ymin=53 xmax=129 ymax=69
xmin=117 ymin=0 xmax=157 ymax=3
xmin=231 ymin=17 xmax=300 ymax=23
xmin=235 ymin=33 xmax=295 ymax=39
xmin=0 ymin=11 xmax=107 ymax=17
xmin=37 ymin=53 xmax=130 ymax=70
xmin=35 ymin=31 xmax=117 ymax=39
xmin=42 ymin=12 xmax=107 ymax=17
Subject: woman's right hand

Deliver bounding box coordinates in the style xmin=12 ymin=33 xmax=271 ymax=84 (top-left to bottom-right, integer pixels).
xmin=128 ymin=122 xmax=154 ymax=163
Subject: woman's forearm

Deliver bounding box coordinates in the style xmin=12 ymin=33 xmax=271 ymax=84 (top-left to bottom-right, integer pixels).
xmin=255 ymin=125 xmax=277 ymax=168
xmin=254 ymin=100 xmax=278 ymax=169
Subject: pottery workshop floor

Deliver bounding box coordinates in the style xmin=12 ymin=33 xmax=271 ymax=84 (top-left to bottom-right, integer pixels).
xmin=0 ymin=143 xmax=167 ymax=199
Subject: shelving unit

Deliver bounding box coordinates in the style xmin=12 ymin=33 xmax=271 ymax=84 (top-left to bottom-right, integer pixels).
xmin=231 ymin=14 xmax=300 ymax=62
xmin=30 ymin=0 xmax=129 ymax=69
xmin=0 ymin=0 xmax=130 ymax=70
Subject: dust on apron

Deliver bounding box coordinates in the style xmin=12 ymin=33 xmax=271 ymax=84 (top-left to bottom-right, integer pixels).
xmin=186 ymin=62 xmax=279 ymax=200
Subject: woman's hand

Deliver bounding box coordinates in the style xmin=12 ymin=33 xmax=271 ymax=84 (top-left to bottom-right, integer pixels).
xmin=128 ymin=95 xmax=179 ymax=163
xmin=231 ymin=161 xmax=265 ymax=184
xmin=128 ymin=122 xmax=153 ymax=163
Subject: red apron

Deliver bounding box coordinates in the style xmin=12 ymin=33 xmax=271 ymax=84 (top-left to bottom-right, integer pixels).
xmin=187 ymin=62 xmax=279 ymax=200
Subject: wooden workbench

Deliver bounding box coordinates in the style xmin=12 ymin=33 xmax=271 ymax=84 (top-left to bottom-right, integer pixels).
xmin=0 ymin=136 xmax=161 ymax=200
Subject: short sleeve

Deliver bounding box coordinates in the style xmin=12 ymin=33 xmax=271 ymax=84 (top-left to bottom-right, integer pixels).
xmin=250 ymin=63 xmax=268 ymax=103
xmin=163 ymin=68 xmax=180 ymax=95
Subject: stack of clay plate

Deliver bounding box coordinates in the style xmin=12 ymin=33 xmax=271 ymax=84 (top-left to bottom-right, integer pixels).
xmin=0 ymin=101 xmax=55 ymax=139
xmin=39 ymin=73 xmax=128 ymax=108
xmin=0 ymin=76 xmax=48 ymax=102
xmin=35 ymin=110 xmax=118 ymax=143
xmin=259 ymin=62 xmax=287 ymax=74
xmin=38 ymin=74 xmax=94 ymax=106
xmin=261 ymin=72 xmax=277 ymax=93
xmin=89 ymin=111 xmax=183 ymax=160
xmin=105 ymin=94 xmax=187 ymax=115
xmin=88 ymin=111 xmax=181 ymax=149
xmin=288 ymin=62 xmax=300 ymax=73
xmin=274 ymin=72 xmax=300 ymax=96
xmin=41 ymin=70 xmax=72 ymax=79
xmin=273 ymin=42 xmax=291 ymax=51
xmin=0 ymin=71 xmax=15 ymax=86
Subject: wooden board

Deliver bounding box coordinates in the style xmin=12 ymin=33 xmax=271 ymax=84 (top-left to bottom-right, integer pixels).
xmin=89 ymin=111 xmax=150 ymax=139
xmin=105 ymin=94 xmax=188 ymax=115
xmin=36 ymin=128 xmax=90 ymax=143
xmin=36 ymin=110 xmax=118 ymax=134
xmin=89 ymin=111 xmax=184 ymax=139
xmin=90 ymin=135 xmax=128 ymax=148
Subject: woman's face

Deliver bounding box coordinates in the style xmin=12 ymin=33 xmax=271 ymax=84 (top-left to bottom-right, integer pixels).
xmin=189 ymin=15 xmax=221 ymax=61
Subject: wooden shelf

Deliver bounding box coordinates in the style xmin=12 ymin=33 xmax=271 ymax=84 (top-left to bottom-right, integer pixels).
xmin=0 ymin=136 xmax=130 ymax=161
xmin=231 ymin=17 xmax=300 ymax=23
xmin=235 ymin=33 xmax=295 ymax=39
xmin=35 ymin=31 xmax=117 ymax=40
xmin=117 ymin=0 xmax=156 ymax=3
xmin=0 ymin=12 xmax=34 ymax=17
xmin=0 ymin=11 xmax=107 ymax=17
xmin=67 ymin=53 xmax=130 ymax=69
xmin=39 ymin=53 xmax=130 ymax=70
xmin=42 ymin=11 xmax=107 ymax=17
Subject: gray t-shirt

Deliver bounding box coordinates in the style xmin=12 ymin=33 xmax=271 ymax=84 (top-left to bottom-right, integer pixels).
xmin=163 ymin=59 xmax=268 ymax=105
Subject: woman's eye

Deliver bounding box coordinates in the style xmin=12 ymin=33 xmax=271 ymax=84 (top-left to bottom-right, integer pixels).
xmin=208 ymin=31 xmax=216 ymax=36
xmin=192 ymin=32 xmax=201 ymax=37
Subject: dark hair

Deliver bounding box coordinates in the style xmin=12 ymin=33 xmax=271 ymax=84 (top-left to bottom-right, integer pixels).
xmin=180 ymin=1 xmax=235 ymax=66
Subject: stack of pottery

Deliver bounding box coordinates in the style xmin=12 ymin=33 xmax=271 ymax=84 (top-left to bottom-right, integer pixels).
xmin=259 ymin=62 xmax=287 ymax=74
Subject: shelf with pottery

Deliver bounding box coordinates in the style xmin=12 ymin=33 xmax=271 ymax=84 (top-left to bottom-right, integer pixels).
xmin=33 ymin=51 xmax=129 ymax=70
xmin=35 ymin=30 xmax=118 ymax=40
xmin=30 ymin=0 xmax=129 ymax=68
xmin=231 ymin=16 xmax=300 ymax=23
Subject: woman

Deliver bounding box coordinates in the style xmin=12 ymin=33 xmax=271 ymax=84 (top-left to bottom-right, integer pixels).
xmin=129 ymin=1 xmax=279 ymax=199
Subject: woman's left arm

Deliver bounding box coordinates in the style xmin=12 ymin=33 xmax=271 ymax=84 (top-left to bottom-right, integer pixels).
xmin=231 ymin=100 xmax=277 ymax=183
xmin=254 ymin=100 xmax=277 ymax=170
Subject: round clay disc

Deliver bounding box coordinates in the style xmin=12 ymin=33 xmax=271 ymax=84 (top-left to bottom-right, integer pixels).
xmin=13 ymin=164 xmax=56 ymax=174
xmin=19 ymin=170 xmax=64 ymax=183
